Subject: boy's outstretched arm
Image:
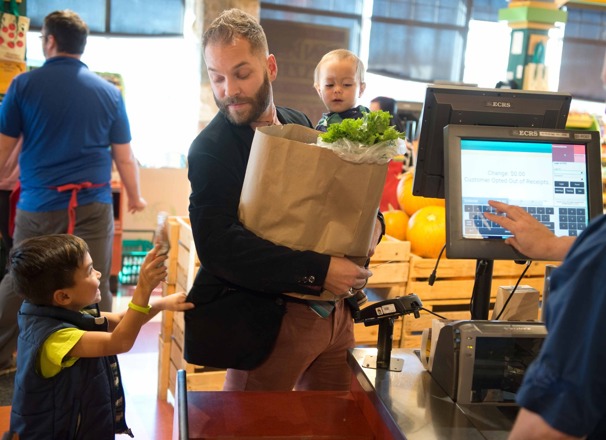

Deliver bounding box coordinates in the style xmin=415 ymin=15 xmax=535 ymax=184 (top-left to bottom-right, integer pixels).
xmin=69 ymin=246 xmax=194 ymax=358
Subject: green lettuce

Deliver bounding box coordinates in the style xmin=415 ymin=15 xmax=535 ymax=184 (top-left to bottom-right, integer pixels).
xmin=318 ymin=110 xmax=405 ymax=145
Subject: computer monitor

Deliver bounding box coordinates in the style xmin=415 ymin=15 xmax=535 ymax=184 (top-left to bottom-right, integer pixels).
xmin=396 ymin=100 xmax=423 ymax=140
xmin=413 ymin=85 xmax=572 ymax=199
xmin=444 ymin=124 xmax=603 ymax=261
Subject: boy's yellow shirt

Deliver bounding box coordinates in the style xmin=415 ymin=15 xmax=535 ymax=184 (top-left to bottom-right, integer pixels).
xmin=39 ymin=328 xmax=85 ymax=378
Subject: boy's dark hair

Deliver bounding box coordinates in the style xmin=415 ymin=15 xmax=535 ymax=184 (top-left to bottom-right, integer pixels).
xmin=43 ymin=10 xmax=89 ymax=55
xmin=9 ymin=234 xmax=89 ymax=305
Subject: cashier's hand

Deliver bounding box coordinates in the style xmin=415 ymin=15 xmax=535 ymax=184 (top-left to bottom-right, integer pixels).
xmin=324 ymin=257 xmax=372 ymax=298
xmin=484 ymin=200 xmax=573 ymax=261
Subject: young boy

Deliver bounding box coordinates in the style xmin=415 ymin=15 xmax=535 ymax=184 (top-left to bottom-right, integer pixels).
xmin=7 ymin=234 xmax=193 ymax=439
xmin=313 ymin=49 xmax=368 ymax=131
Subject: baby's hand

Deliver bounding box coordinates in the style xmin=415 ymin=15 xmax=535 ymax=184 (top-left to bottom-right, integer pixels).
xmin=137 ymin=245 xmax=168 ymax=293
xmin=158 ymin=291 xmax=194 ymax=312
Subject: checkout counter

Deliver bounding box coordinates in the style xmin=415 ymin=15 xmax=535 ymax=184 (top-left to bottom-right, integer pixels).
xmin=174 ymin=318 xmax=546 ymax=439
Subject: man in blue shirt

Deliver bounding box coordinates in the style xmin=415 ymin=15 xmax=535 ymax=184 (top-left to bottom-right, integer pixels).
xmin=0 ymin=10 xmax=146 ymax=374
xmin=486 ymin=200 xmax=606 ymax=439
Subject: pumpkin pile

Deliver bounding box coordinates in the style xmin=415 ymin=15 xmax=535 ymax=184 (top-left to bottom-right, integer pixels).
xmin=382 ymin=170 xmax=446 ymax=258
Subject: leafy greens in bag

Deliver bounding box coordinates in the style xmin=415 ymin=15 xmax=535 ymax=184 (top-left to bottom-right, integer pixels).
xmin=316 ymin=110 xmax=406 ymax=164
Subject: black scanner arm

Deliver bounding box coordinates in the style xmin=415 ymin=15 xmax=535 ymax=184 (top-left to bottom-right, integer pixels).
xmin=353 ymin=293 xmax=422 ymax=325
xmin=353 ymin=294 xmax=423 ymax=370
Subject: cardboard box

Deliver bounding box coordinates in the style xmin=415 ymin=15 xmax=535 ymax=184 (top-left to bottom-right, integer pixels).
xmin=491 ymin=285 xmax=540 ymax=321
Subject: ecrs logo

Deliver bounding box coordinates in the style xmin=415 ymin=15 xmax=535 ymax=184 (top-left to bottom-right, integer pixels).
xmin=514 ymin=130 xmax=539 ymax=137
xmin=485 ymin=101 xmax=511 ymax=108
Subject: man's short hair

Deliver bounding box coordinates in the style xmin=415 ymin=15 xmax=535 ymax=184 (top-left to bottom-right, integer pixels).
xmin=9 ymin=234 xmax=89 ymax=305
xmin=202 ymin=8 xmax=268 ymax=58
xmin=313 ymin=49 xmax=366 ymax=86
xmin=43 ymin=10 xmax=88 ymax=55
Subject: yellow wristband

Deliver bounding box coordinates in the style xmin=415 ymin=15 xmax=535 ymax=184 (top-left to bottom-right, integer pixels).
xmin=128 ymin=301 xmax=152 ymax=315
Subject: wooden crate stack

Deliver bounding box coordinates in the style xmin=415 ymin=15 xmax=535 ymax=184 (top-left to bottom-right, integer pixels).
xmin=401 ymin=256 xmax=556 ymax=348
xmin=157 ymin=216 xmax=225 ymax=401
xmin=354 ymin=236 xmax=410 ymax=347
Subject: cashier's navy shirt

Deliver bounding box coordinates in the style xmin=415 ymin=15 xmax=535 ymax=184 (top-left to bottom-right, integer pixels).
xmin=516 ymin=214 xmax=606 ymax=439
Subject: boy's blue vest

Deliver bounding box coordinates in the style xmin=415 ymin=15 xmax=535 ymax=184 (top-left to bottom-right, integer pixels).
xmin=10 ymin=302 xmax=133 ymax=439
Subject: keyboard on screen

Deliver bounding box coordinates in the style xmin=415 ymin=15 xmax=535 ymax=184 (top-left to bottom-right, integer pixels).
xmin=463 ymin=204 xmax=587 ymax=238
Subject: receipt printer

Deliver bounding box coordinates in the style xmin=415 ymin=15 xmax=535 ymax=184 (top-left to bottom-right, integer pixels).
xmin=430 ymin=320 xmax=547 ymax=405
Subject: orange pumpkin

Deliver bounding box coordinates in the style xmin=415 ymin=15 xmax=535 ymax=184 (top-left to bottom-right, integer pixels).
xmin=383 ymin=207 xmax=409 ymax=241
xmin=396 ymin=171 xmax=445 ymax=217
xmin=407 ymin=205 xmax=446 ymax=258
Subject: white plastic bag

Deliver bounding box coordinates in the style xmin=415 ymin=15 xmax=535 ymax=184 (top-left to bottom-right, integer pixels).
xmin=315 ymin=136 xmax=406 ymax=165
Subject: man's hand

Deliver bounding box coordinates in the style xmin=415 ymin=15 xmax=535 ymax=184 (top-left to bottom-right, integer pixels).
xmin=324 ymin=256 xmax=372 ymax=298
xmin=485 ymin=200 xmax=572 ymax=261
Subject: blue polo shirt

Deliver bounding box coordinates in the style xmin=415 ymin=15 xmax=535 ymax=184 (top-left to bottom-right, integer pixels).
xmin=516 ymin=214 xmax=606 ymax=439
xmin=0 ymin=56 xmax=131 ymax=211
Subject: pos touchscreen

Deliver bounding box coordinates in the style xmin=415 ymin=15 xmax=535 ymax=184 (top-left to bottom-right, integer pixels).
xmin=443 ymin=125 xmax=603 ymax=261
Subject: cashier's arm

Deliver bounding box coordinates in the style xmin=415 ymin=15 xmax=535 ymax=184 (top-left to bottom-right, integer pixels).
xmin=509 ymin=408 xmax=584 ymax=440
xmin=0 ymin=133 xmax=19 ymax=168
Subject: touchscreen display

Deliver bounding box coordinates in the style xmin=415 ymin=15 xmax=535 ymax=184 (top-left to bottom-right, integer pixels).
xmin=470 ymin=337 xmax=544 ymax=404
xmin=460 ymin=139 xmax=589 ymax=240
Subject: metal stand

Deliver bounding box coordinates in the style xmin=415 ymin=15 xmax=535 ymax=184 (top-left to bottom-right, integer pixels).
xmin=470 ymin=259 xmax=494 ymax=320
xmin=362 ymin=317 xmax=404 ymax=372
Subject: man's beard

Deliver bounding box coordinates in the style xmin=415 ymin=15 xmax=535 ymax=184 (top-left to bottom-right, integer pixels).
xmin=215 ymin=73 xmax=272 ymax=126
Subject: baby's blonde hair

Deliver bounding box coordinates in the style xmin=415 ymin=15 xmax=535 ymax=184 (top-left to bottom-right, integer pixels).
xmin=313 ymin=49 xmax=365 ymax=86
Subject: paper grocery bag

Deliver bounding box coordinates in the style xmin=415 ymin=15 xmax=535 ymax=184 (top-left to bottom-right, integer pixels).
xmin=240 ymin=124 xmax=388 ymax=264
xmin=0 ymin=12 xmax=28 ymax=62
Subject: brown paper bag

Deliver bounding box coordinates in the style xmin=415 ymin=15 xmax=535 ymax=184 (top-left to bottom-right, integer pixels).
xmin=239 ymin=124 xmax=388 ymax=293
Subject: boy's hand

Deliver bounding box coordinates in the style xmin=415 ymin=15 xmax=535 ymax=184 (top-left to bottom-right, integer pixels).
xmin=137 ymin=245 xmax=168 ymax=293
xmin=155 ymin=291 xmax=195 ymax=312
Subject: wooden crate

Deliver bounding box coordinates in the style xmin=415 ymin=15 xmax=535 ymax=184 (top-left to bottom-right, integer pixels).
xmin=158 ymin=216 xmax=225 ymax=401
xmin=366 ymin=237 xmax=410 ymax=297
xmin=175 ymin=217 xmax=199 ymax=293
xmin=402 ymin=256 xmax=557 ymax=348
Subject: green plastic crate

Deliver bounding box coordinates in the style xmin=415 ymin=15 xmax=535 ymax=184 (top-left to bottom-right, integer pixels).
xmin=118 ymin=239 xmax=153 ymax=285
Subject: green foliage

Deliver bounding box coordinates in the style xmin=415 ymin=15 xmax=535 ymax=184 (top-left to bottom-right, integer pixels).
xmin=319 ymin=110 xmax=405 ymax=145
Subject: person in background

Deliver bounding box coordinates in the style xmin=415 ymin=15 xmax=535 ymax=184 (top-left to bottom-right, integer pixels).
xmin=6 ymin=234 xmax=193 ymax=439
xmin=187 ymin=8 xmax=381 ymax=392
xmin=484 ymin=200 xmax=606 ymax=439
xmin=0 ymin=10 xmax=146 ymax=376
xmin=369 ymin=96 xmax=404 ymax=132
xmin=313 ymin=48 xmax=368 ymax=132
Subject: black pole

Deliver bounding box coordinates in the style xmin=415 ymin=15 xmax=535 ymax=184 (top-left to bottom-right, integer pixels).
xmin=470 ymin=259 xmax=494 ymax=320
xmin=376 ymin=317 xmax=395 ymax=369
